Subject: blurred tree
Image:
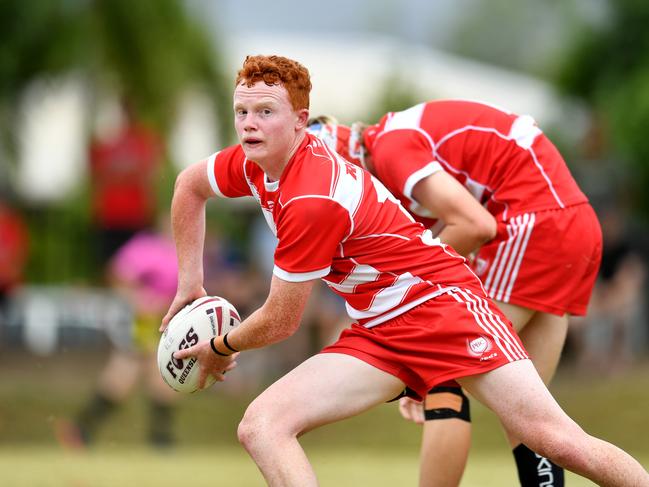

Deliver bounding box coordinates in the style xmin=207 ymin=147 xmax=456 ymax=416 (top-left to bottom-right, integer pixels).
xmin=0 ymin=0 xmax=231 ymax=164
xmin=555 ymin=0 xmax=649 ymax=220
xmin=0 ymin=1 xmax=82 ymax=173
xmin=86 ymin=0 xmax=231 ymax=137
xmin=0 ymin=0 xmax=232 ymax=284
xmin=363 ymin=70 xmax=422 ymax=125
xmin=443 ymin=0 xmax=588 ymax=78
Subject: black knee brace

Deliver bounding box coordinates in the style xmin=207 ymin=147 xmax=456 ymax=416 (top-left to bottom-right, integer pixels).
xmin=423 ymin=386 xmax=471 ymax=422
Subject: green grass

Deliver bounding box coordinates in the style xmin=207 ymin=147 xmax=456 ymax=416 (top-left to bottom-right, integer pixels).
xmin=0 ymin=350 xmax=648 ymax=485
xmin=0 ymin=445 xmax=641 ymax=486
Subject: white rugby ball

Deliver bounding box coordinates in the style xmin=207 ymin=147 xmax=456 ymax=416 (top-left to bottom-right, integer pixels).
xmin=157 ymin=296 xmax=241 ymax=393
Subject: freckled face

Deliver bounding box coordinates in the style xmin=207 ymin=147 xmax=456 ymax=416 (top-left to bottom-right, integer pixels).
xmin=233 ymin=81 xmax=302 ymax=168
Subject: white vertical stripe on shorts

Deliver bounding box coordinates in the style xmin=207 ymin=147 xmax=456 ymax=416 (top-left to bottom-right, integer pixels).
xmin=483 ymin=213 xmax=536 ymax=303
xmin=449 ymin=288 xmax=527 ymax=362
xmin=464 ymin=289 xmax=527 ymax=359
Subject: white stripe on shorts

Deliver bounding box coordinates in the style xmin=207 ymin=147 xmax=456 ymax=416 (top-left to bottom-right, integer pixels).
xmin=449 ymin=288 xmax=527 ymax=362
xmin=483 ymin=213 xmax=536 ymax=303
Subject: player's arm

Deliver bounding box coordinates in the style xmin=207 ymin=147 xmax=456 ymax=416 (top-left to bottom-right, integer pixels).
xmin=217 ymin=195 xmax=344 ymax=351
xmin=218 ymin=275 xmax=314 ymax=351
xmin=412 ymin=170 xmax=496 ymax=257
xmin=173 ymin=275 xmax=314 ymax=388
xmin=160 ymin=160 xmax=213 ymax=330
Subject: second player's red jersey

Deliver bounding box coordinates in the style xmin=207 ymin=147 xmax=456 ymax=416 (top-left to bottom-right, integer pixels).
xmin=207 ymin=133 xmax=484 ymax=328
xmin=364 ymin=100 xmax=588 ymax=228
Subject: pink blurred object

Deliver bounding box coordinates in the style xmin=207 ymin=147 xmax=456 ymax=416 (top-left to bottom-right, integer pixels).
xmin=110 ymin=231 xmax=178 ymax=314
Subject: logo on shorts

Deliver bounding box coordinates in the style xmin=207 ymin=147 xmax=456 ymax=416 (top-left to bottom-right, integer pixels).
xmin=467 ymin=336 xmax=493 ymax=357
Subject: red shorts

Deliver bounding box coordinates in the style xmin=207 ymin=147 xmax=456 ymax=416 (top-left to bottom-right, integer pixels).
xmin=321 ymin=288 xmax=528 ymax=400
xmin=473 ymin=203 xmax=602 ymax=316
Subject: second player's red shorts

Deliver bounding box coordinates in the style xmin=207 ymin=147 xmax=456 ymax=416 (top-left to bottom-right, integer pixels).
xmin=473 ymin=203 xmax=602 ymax=316
xmin=321 ymin=288 xmax=528 ymax=400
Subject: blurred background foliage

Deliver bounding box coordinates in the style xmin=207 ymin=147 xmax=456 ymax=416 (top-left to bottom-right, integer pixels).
xmin=555 ymin=0 xmax=649 ymax=221
xmin=0 ymin=0 xmax=231 ymax=143
xmin=365 ymin=70 xmax=422 ymax=125
xmin=1 ymin=0 xmax=232 ymax=283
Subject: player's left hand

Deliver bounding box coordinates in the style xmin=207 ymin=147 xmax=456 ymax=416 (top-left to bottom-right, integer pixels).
xmin=160 ymin=287 xmax=207 ymax=332
xmin=398 ymin=396 xmax=425 ymax=425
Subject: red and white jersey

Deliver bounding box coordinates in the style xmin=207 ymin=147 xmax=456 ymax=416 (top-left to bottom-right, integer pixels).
xmin=364 ymin=100 xmax=588 ymax=228
xmin=207 ymin=133 xmax=484 ymax=328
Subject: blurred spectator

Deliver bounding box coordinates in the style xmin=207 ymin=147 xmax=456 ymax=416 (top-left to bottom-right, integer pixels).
xmin=0 ymin=197 xmax=29 ymax=330
xmin=201 ymin=215 xmax=270 ymax=393
xmin=204 ymin=220 xmax=264 ymax=319
xmin=89 ymin=96 xmax=164 ymax=269
xmin=569 ymin=204 xmax=647 ymax=375
xmin=56 ymin=218 xmax=179 ymax=448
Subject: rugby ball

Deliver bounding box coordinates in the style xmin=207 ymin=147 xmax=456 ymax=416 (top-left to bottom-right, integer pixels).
xmin=157 ymin=296 xmax=241 ymax=393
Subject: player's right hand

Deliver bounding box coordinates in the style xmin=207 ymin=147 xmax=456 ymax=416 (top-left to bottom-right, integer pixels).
xmin=160 ymin=287 xmax=207 ymax=332
xmin=398 ymin=396 xmax=425 ymax=425
xmin=174 ymin=342 xmax=239 ymax=389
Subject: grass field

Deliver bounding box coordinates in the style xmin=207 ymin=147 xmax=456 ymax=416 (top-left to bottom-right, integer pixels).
xmin=0 ymin=445 xmax=626 ymax=487
xmin=1 ymin=349 xmax=648 ymax=486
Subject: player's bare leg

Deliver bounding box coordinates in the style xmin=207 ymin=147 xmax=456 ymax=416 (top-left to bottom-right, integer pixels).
xmin=414 ymin=303 xmax=553 ymax=487
xmin=505 ymin=307 xmax=569 ymax=407
xmin=496 ymin=306 xmax=569 ymax=425
xmin=497 ymin=302 xmax=569 ymax=484
xmin=419 ymin=415 xmax=470 ymax=487
xmin=143 ymin=351 xmax=178 ymax=446
xmin=237 ymin=353 xmax=405 ymax=487
xmin=496 ymin=304 xmax=567 ymax=391
xmin=458 ymin=359 xmax=649 ymax=486
xmin=97 ymin=351 xmax=142 ymax=400
xmin=54 ymin=350 xmax=141 ymax=449
xmin=143 ymin=351 xmax=177 ymax=403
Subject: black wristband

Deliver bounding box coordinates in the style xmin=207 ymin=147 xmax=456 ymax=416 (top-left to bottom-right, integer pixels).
xmin=222 ymin=332 xmax=239 ymax=353
xmin=209 ymin=337 xmax=230 ymax=356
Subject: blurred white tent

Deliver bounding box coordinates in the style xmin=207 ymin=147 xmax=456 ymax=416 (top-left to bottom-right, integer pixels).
xmin=224 ymin=33 xmax=572 ymax=126
xmin=16 ymin=76 xmax=89 ymax=203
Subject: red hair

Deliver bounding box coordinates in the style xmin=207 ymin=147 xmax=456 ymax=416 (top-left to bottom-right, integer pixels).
xmin=236 ymin=55 xmax=312 ymax=111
